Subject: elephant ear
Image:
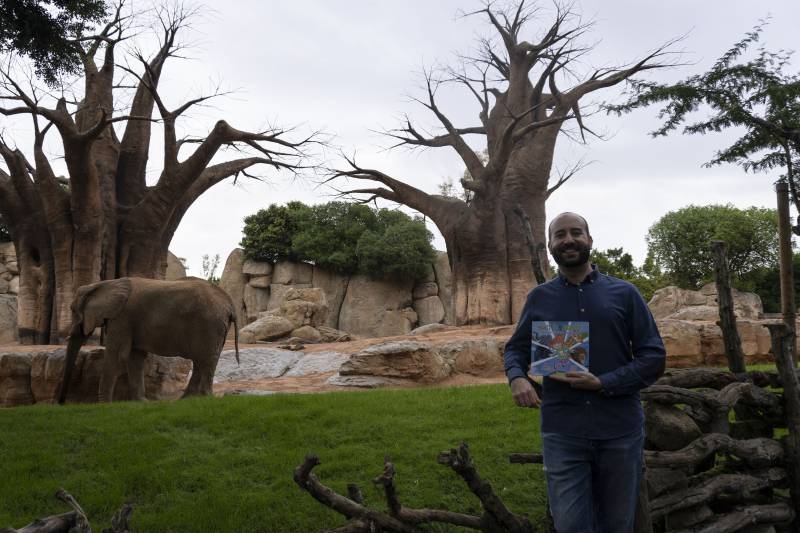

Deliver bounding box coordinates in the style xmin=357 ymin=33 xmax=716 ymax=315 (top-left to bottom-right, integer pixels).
xmin=74 ymin=278 xmax=133 ymax=336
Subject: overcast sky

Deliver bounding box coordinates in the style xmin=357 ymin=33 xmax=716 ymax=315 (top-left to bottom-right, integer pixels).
xmin=8 ymin=1 xmax=800 ymax=276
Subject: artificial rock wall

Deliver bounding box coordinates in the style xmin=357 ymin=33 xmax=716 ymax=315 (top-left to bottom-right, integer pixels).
xmin=219 ymin=248 xmax=453 ymax=338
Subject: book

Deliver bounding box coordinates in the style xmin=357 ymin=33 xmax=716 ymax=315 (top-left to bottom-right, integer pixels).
xmin=530 ymin=321 xmax=590 ymax=377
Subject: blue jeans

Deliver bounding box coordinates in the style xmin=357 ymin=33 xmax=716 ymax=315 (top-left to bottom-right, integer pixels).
xmin=542 ymin=429 xmax=644 ymax=533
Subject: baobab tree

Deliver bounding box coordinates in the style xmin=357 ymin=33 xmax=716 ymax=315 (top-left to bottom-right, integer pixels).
xmin=334 ymin=2 xmax=675 ymax=325
xmin=0 ymin=5 xmax=312 ymax=343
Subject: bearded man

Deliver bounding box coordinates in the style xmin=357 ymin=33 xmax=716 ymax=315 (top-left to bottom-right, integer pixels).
xmin=503 ymin=212 xmax=666 ymax=533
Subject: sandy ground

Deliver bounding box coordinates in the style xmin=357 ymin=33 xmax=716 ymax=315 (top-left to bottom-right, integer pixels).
xmin=0 ymin=325 xmax=514 ymax=395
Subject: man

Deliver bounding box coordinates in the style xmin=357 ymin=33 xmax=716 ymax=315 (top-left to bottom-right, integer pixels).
xmin=504 ymin=212 xmax=665 ymax=533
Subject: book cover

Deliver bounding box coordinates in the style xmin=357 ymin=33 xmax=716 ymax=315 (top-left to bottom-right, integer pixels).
xmin=530 ymin=321 xmax=590 ymax=377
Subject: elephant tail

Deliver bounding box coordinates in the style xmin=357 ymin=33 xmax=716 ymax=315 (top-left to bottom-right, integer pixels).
xmin=231 ymin=312 xmax=240 ymax=366
xmin=57 ymin=332 xmax=87 ymax=404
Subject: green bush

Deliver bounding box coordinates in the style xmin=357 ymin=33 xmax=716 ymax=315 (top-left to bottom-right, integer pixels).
xmin=241 ymin=202 xmax=436 ymax=281
xmin=240 ymin=202 xmax=310 ymax=263
xmin=590 ymin=247 xmax=669 ymax=301
xmin=646 ymin=205 xmax=778 ymax=289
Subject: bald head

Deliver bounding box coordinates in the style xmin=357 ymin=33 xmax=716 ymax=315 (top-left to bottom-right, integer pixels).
xmin=548 ymin=212 xmax=590 ymax=239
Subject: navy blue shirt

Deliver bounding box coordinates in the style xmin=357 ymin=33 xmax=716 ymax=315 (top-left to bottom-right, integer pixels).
xmin=504 ymin=267 xmax=666 ymax=439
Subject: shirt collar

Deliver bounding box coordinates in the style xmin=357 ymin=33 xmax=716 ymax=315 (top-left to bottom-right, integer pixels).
xmin=557 ymin=264 xmax=600 ymax=286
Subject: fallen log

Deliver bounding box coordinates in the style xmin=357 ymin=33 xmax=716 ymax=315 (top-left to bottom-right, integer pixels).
xmin=654 ymin=368 xmax=800 ymax=390
xmin=642 ymin=383 xmax=781 ymax=434
xmin=294 ymin=444 xmax=534 ymax=533
xmin=645 ymin=434 xmax=784 ymax=471
xmin=687 ymin=502 xmax=795 ymax=533
xmin=649 ymin=469 xmax=787 ymax=519
xmin=0 ymin=489 xmax=132 ymax=533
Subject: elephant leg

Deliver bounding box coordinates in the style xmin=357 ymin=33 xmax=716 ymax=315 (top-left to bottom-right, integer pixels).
xmin=127 ymin=349 xmax=148 ymax=401
xmin=182 ymin=355 xmax=216 ymax=398
xmin=99 ymin=340 xmax=130 ymax=403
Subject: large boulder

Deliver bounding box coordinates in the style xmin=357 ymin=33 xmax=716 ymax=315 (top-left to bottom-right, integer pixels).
xmin=338 ymin=275 xmax=416 ymax=337
xmin=432 ymin=252 xmax=454 ymax=325
xmin=0 ymin=352 xmax=33 ymax=406
xmin=0 ymin=294 xmax=18 ymax=344
xmin=281 ymin=288 xmax=328 ymax=327
xmin=219 ymin=248 xmax=248 ymax=329
xmin=238 ymin=315 xmax=295 ymax=343
xmin=340 ymin=341 xmax=450 ymax=383
xmin=311 ymin=267 xmax=349 ymax=328
xmin=413 ymin=295 xmax=445 ymax=326
xmin=2 ymin=348 xmax=192 ymax=405
xmin=656 ymin=319 xmax=704 ymax=367
xmin=165 ymin=252 xmax=186 ymax=280
xmin=273 ymin=260 xmax=313 ymax=284
xmin=644 ymin=402 xmax=702 ymax=451
xmin=243 ymin=284 xmax=271 ymax=321
xmin=649 ymin=284 xmax=763 ymax=320
xmin=437 ymin=339 xmax=505 ymax=377
xmin=242 ymin=259 xmax=273 ymax=276
xmin=267 ymin=283 xmax=312 ymax=311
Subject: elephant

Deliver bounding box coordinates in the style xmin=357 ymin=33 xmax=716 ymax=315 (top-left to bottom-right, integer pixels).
xmin=57 ymin=276 xmax=239 ymax=403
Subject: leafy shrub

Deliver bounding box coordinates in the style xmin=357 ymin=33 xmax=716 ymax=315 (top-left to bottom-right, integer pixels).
xmin=241 ymin=202 xmax=435 ymax=281
xmin=646 ymin=204 xmax=778 ymax=289
xmin=240 ymin=202 xmax=310 ymax=263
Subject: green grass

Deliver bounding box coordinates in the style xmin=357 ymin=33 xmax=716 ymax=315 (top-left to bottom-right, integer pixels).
xmin=0 ymin=385 xmax=545 ymax=532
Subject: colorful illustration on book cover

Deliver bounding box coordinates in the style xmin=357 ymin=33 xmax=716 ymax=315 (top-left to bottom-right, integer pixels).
xmin=530 ymin=321 xmax=590 ymax=376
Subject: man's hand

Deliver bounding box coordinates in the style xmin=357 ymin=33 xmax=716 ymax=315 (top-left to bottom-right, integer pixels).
xmin=510 ymin=377 xmax=541 ymax=408
xmin=559 ymin=372 xmax=602 ymax=391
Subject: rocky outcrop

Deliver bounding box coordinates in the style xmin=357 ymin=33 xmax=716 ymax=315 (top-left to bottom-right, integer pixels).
xmin=333 ymin=337 xmax=504 ymax=386
xmin=220 ymin=249 xmax=453 ymax=338
xmin=219 ymin=249 xmax=248 ymax=328
xmin=649 ymin=284 xmax=762 ymax=321
xmin=237 ymin=287 xmax=332 ymax=343
xmin=165 ymin=252 xmax=187 ymax=280
xmin=339 ymin=275 xmax=416 ymax=337
xmin=0 ymin=348 xmax=192 ymax=406
xmin=312 ymin=267 xmax=349 ymax=328
xmin=649 ymin=285 xmax=782 ymax=368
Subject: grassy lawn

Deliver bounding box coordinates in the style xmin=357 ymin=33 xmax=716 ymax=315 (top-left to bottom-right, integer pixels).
xmin=0 ymin=384 xmax=545 ymax=532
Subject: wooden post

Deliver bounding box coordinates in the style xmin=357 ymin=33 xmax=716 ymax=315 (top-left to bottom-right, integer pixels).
xmin=710 ymin=240 xmax=746 ymax=373
xmin=776 ymin=182 xmax=797 ymax=364
xmin=766 ymin=323 xmax=800 ymax=533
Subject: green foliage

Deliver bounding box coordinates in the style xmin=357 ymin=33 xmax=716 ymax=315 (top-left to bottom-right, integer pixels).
xmin=590 ymin=247 xmax=668 ymax=301
xmin=240 ymin=202 xmax=310 ymax=263
xmin=608 ymin=23 xmax=800 ymax=205
xmin=241 ymin=202 xmax=436 ymax=281
xmin=646 ymin=204 xmax=778 ymax=289
xmin=0 ymin=0 xmax=109 ymax=86
xmin=0 ymin=386 xmax=545 ymax=532
xmin=737 ymin=253 xmax=800 ymax=313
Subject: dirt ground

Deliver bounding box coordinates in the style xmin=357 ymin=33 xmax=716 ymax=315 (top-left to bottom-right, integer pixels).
xmin=0 ymin=325 xmax=514 ymax=395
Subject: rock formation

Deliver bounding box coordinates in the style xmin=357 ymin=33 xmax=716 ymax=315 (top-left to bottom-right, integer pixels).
xmin=648 ymin=284 xmax=781 ymax=368
xmin=0 ymin=348 xmax=192 ymax=406
xmin=218 ymin=249 xmax=453 ymax=339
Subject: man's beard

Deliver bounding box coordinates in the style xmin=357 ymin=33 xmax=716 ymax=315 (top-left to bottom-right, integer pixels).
xmin=550 ymin=242 xmax=591 ymax=267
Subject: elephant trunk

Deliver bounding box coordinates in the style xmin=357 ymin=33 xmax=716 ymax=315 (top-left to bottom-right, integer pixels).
xmin=57 ymin=331 xmax=87 ymax=404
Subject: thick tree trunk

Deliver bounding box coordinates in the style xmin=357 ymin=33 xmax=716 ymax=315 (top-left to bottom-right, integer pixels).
xmin=449 ymin=209 xmax=512 ymax=325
